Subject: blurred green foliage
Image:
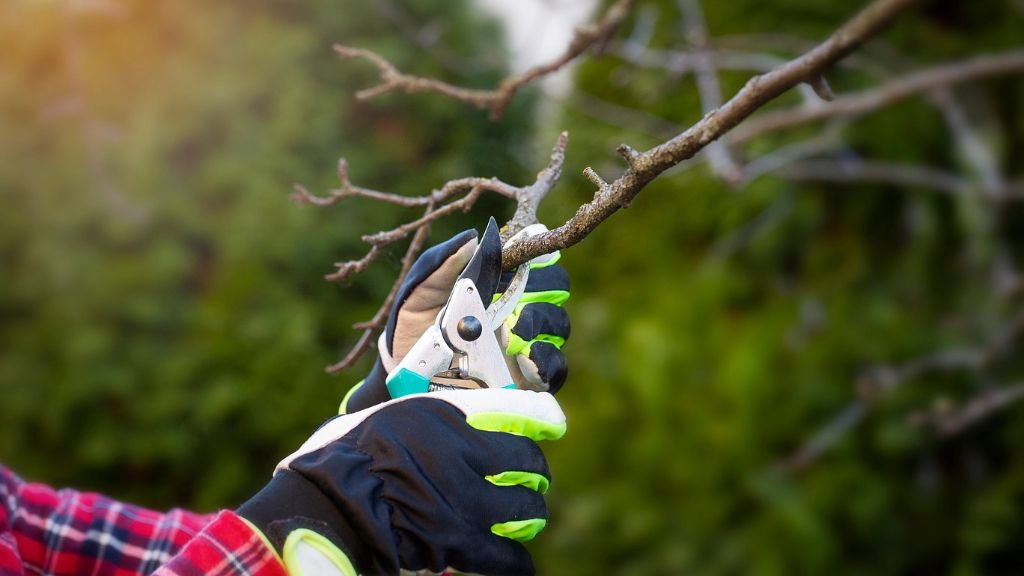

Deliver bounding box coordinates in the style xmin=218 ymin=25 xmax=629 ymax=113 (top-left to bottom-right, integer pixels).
xmin=0 ymin=0 xmax=529 ymax=509
xmin=2 ymin=0 xmax=1024 ymax=575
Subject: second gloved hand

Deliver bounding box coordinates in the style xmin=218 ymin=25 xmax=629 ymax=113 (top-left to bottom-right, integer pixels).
xmin=494 ymin=225 xmax=570 ymax=394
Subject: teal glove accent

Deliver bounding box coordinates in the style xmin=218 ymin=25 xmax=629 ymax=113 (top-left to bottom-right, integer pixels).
xmin=385 ymin=368 xmax=431 ymax=399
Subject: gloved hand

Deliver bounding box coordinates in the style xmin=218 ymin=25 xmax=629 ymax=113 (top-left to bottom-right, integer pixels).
xmin=238 ymin=388 xmax=566 ymax=576
xmin=494 ymin=225 xmax=570 ymax=394
xmin=342 ymin=227 xmax=571 ymax=413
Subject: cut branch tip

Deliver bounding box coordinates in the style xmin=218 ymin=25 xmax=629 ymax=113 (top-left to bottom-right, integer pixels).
xmin=291 ymin=183 xmax=312 ymax=202
xmin=807 ymin=75 xmax=836 ymax=101
xmin=616 ymin=143 xmax=641 ymax=168
xmin=583 ymin=166 xmax=611 ymax=194
xmin=336 ymin=158 xmax=351 ymax=184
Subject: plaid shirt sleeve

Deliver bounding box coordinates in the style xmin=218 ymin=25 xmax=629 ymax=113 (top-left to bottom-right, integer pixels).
xmin=0 ymin=465 xmax=287 ymax=576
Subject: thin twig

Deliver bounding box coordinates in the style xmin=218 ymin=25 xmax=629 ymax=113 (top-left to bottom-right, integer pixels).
xmin=326 ymin=202 xmax=436 ymax=373
xmin=777 ymin=159 xmax=1024 ymax=199
xmin=608 ymin=44 xmax=822 ymax=104
xmin=293 ymin=158 xmax=431 ymax=208
xmin=778 ymin=402 xmax=867 ymax=474
xmin=361 ymin=187 xmax=485 ymax=246
xmin=677 ymin=0 xmax=742 ymax=183
xmin=325 ymin=245 xmax=383 ymax=283
xmin=314 ymin=133 xmax=571 ymax=369
xmin=738 ymin=122 xmax=847 ymax=184
xmin=334 ymin=0 xmax=637 ymax=120
xmin=504 ymin=131 xmax=570 ymax=240
xmin=732 ymin=50 xmax=1024 ymax=144
xmin=929 ymin=89 xmax=1006 ymax=199
xmin=316 ymin=175 xmax=520 ymax=283
xmin=909 ymin=383 xmax=1024 ymax=437
xmin=618 ymin=2 xmax=658 ymax=60
xmin=779 ymin=309 xmax=1024 ymax=473
xmin=613 ymin=42 xmax=795 ymax=74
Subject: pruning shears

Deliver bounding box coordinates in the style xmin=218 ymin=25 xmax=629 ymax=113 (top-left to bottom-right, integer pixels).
xmin=385 ymin=217 xmax=551 ymax=398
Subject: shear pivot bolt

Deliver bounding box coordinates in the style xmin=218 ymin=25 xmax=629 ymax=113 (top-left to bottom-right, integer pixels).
xmin=457 ymin=316 xmax=483 ymax=341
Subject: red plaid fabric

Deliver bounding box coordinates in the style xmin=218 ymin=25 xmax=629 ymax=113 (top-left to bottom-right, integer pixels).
xmin=153 ymin=513 xmax=285 ymax=576
xmin=0 ymin=465 xmax=286 ymax=576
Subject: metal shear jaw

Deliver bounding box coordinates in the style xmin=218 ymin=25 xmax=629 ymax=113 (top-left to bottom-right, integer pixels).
xmin=385 ymin=219 xmax=549 ymax=398
xmin=385 ymin=290 xmax=515 ymax=398
xmin=437 ymin=276 xmax=516 ymax=390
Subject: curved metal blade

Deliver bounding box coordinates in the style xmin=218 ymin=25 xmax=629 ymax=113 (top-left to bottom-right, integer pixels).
xmin=458 ymin=216 xmax=502 ymax=307
xmin=487 ymin=264 xmax=529 ymax=326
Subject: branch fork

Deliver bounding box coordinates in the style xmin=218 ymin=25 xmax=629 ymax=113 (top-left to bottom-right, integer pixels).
xmin=300 ymin=133 xmax=570 ymax=371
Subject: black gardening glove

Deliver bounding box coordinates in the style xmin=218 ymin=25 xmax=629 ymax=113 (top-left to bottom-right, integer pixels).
xmin=493 ymin=225 xmax=571 ymax=394
xmin=238 ymin=388 xmax=566 ymax=576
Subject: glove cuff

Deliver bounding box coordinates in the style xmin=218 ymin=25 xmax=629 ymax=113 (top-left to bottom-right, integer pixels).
xmin=238 ymin=470 xmax=374 ymax=574
xmin=377 ymin=331 xmax=398 ymax=373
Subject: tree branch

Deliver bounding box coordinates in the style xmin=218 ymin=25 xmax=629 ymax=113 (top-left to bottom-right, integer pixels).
xmin=503 ymin=131 xmax=569 ymax=240
xmin=318 ymin=0 xmax=1023 ymax=385
xmin=334 ymin=0 xmax=637 ymax=120
xmin=779 ymin=309 xmax=1024 ymax=473
xmin=909 ymin=383 xmax=1024 ymax=437
xmin=929 ymin=88 xmax=1006 ymax=199
xmin=732 ymin=50 xmax=1024 ymax=144
xmin=502 ymin=0 xmax=922 ymax=270
xmin=305 ymin=134 xmax=571 ymax=370
xmin=292 ymin=158 xmax=431 ymax=208
xmin=326 ymin=204 xmax=435 ymax=373
xmin=304 ymin=173 xmax=520 ymax=284
xmin=676 ymin=0 xmax=743 ymax=183
xmin=777 ymin=159 xmax=1024 ymax=199
xmin=736 ymin=120 xmax=847 ymax=185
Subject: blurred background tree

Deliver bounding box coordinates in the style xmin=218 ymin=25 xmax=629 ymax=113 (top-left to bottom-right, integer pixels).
xmin=2 ymin=0 xmax=1024 ymax=575
xmin=538 ymin=1 xmax=1024 ymax=574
